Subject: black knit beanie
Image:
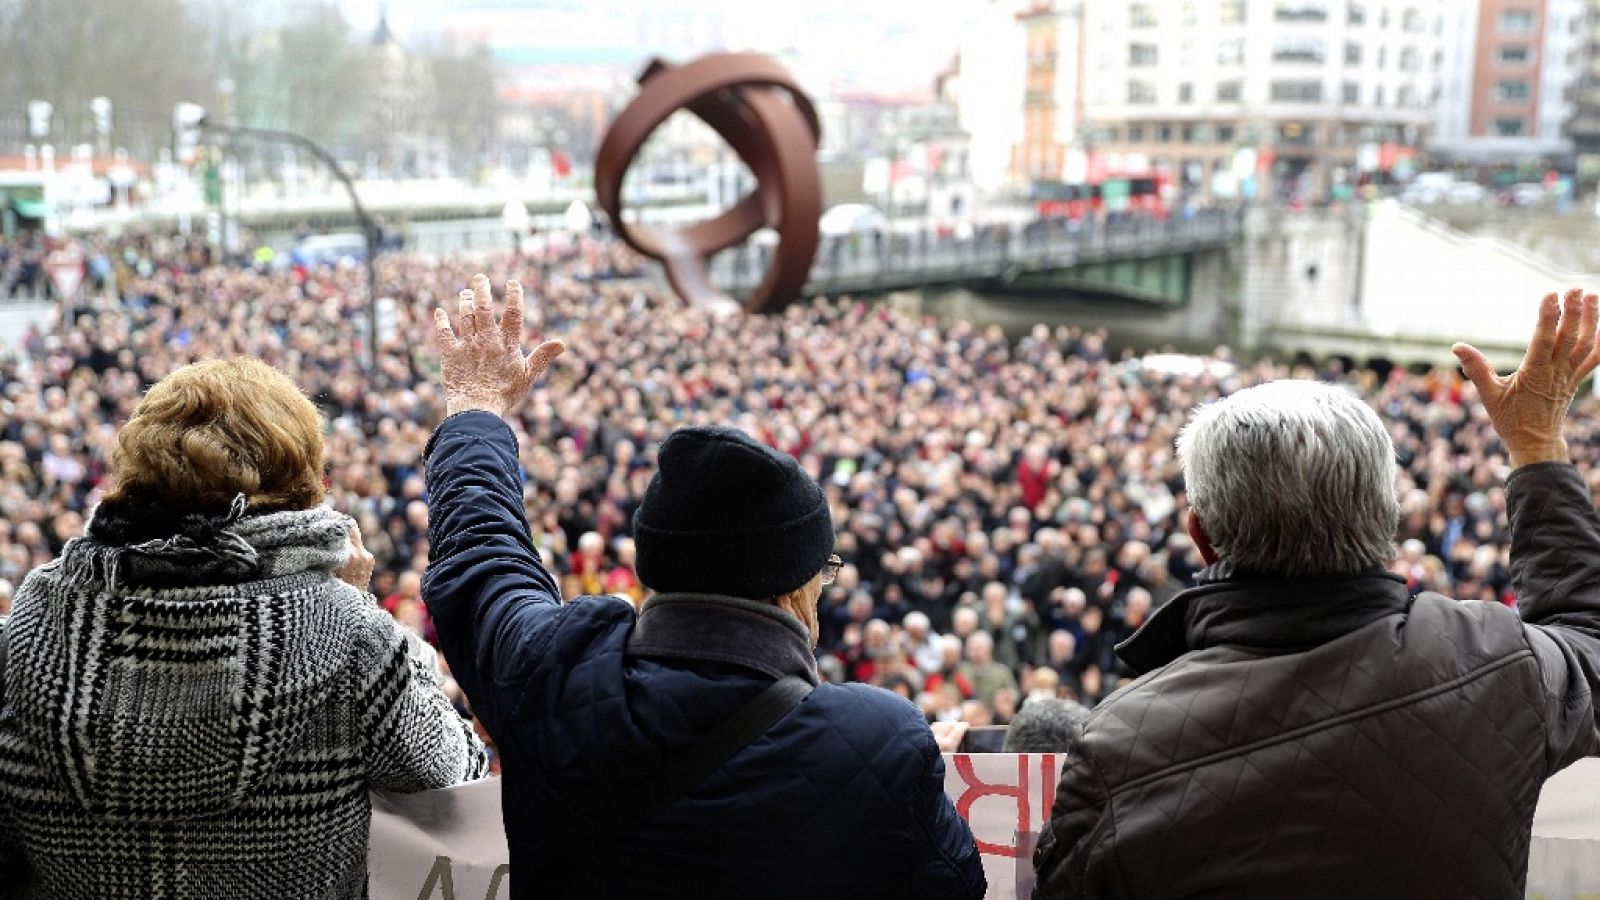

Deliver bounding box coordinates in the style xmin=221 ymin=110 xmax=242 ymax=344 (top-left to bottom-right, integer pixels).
xmin=633 ymin=426 xmax=834 ymax=599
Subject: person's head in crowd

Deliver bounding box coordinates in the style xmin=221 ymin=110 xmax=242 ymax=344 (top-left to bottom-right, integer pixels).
xmin=864 ymin=619 xmax=892 ymax=654
xmin=938 ymin=634 xmax=963 ymax=669
xmin=393 ymin=570 xmax=423 ymax=600
xmin=993 ymin=687 xmax=1019 ymax=724
xmin=0 ymin=578 xmax=12 ymax=616
xmin=960 ymin=699 xmax=993 ymax=727
xmin=965 ymin=631 xmax=995 ymax=667
xmin=1081 ymin=665 xmax=1104 ymax=701
xmin=1062 ymin=587 xmax=1087 ymax=616
xmin=904 ymin=611 xmax=932 ymax=643
xmin=1028 ymin=666 xmax=1061 ymax=701
xmin=1124 ymin=588 xmax=1152 ymax=630
xmin=1002 ymin=697 xmax=1092 ymax=752
xmin=847 ymin=590 xmax=874 ymax=623
xmin=1047 ymin=630 xmax=1077 ymax=667
xmin=981 ymin=581 xmax=1007 ymax=613
xmin=1081 ymin=606 xmax=1103 ymax=635
xmin=103 ymin=358 xmax=324 ymax=514
xmin=952 ymin=605 xmax=979 ymax=639
xmin=1177 ymin=380 xmax=1398 ymax=576
xmin=631 ymin=426 xmax=836 ymax=646
xmin=817 ymin=654 xmax=845 ymax=684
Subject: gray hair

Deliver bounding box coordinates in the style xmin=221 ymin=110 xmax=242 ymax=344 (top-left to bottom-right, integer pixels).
xmin=1177 ymin=380 xmax=1397 ymax=576
xmin=1003 ymin=698 xmax=1092 ymax=752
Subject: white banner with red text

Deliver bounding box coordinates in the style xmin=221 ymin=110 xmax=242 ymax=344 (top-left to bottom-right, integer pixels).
xmin=369 ymin=754 xmax=1600 ymax=899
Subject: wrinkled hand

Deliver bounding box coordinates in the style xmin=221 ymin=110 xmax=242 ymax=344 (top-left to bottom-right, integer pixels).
xmin=1453 ymin=289 xmax=1600 ymax=469
xmin=334 ymin=524 xmax=375 ymax=592
xmin=930 ymin=720 xmax=970 ymax=753
xmin=433 ymin=274 xmax=566 ymax=418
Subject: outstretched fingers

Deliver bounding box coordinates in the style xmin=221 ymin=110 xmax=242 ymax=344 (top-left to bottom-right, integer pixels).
xmin=471 ymin=273 xmax=495 ymax=342
xmin=432 ymin=307 xmax=460 ymax=350
xmin=1522 ymin=292 xmax=1562 ymax=369
xmin=1452 ymin=341 xmax=1503 ymax=405
xmin=502 ymin=279 xmax=526 ymax=350
xmin=1572 ymin=292 xmax=1600 ymax=370
xmin=1552 ymin=288 xmax=1585 ymax=363
xmin=527 ymin=338 xmax=566 ymax=381
xmin=456 ymin=289 xmax=476 ymax=340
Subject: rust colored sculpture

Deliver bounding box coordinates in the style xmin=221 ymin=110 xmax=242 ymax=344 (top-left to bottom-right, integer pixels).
xmin=595 ymin=53 xmax=822 ymax=314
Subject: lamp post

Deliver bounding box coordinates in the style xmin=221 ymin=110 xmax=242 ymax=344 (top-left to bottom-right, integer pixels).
xmin=191 ymin=114 xmax=381 ymax=372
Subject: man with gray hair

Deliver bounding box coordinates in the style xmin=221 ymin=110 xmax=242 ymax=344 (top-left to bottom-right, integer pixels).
xmin=1037 ymin=290 xmax=1600 ymax=897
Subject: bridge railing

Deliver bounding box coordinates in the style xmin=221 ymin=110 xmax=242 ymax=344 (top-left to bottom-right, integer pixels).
xmin=709 ymin=208 xmax=1246 ymax=297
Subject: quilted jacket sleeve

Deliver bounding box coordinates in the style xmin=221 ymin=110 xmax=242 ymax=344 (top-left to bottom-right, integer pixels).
xmin=422 ymin=411 xmax=565 ymax=743
xmin=905 ymin=722 xmax=987 ymax=898
xmin=1506 ymin=461 xmax=1600 ymax=774
xmin=1034 ymin=723 xmax=1112 ymax=899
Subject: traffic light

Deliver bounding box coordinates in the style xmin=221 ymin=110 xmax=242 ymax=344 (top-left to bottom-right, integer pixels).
xmin=173 ymin=102 xmax=206 ymax=164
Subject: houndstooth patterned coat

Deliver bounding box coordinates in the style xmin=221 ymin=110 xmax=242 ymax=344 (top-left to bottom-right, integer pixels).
xmin=0 ymin=499 xmax=486 ymax=899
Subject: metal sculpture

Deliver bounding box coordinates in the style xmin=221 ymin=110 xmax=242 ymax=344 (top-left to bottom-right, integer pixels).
xmin=595 ymin=53 xmax=822 ymax=314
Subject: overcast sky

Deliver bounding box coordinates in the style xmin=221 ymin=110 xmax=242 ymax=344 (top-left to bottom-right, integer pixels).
xmin=336 ymin=0 xmax=975 ymax=94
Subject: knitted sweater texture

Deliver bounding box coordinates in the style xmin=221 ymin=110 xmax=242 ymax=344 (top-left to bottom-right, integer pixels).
xmin=0 ymin=499 xmax=486 ymax=899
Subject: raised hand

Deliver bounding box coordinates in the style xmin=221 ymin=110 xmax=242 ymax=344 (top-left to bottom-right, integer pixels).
xmin=1453 ymin=288 xmax=1600 ymax=469
xmin=433 ymin=274 xmax=566 ymax=418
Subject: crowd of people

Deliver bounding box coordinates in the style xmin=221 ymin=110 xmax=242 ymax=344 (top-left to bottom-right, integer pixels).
xmin=0 ymin=228 xmax=1590 ymax=736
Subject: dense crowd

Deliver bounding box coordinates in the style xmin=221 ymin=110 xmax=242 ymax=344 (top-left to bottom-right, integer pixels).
xmin=0 ymin=229 xmax=1594 ymax=733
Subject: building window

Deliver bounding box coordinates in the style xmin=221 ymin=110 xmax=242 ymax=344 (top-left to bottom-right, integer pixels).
xmin=1155 ymin=124 xmax=1173 ymax=142
xmin=1103 ymin=127 xmax=1121 ymax=142
xmin=1217 ymin=124 xmax=1236 ymax=142
xmin=1398 ymin=85 xmax=1417 ymax=108
xmin=1342 ymin=81 xmax=1360 ymax=103
xmin=1279 ymin=122 xmax=1316 ymax=145
xmin=1377 ymin=46 xmax=1387 ymax=69
xmin=1217 ymin=80 xmax=1244 ymax=102
xmin=1270 ymin=80 xmax=1325 ymax=102
xmin=1130 ymin=43 xmax=1159 ymax=66
xmin=1494 ymin=116 xmax=1527 ymax=136
xmin=1217 ymin=38 xmax=1245 ymax=65
xmin=1402 ymin=6 xmax=1424 ymax=32
xmin=1130 ymin=3 xmax=1158 ymax=27
xmin=1128 ymin=80 xmax=1158 ymax=104
xmin=1220 ymin=0 xmax=1247 ymax=24
xmin=1275 ymin=2 xmax=1328 ymax=23
xmin=1273 ymin=38 xmax=1326 ymax=63
xmin=1498 ymin=45 xmax=1532 ymax=66
xmin=1182 ymin=1 xmax=1199 ymax=26
xmin=1178 ymin=82 xmax=1195 ymax=103
xmin=1348 ymin=2 xmax=1366 ymax=26
xmin=1495 ymin=79 xmax=1531 ymax=102
xmin=1375 ymin=85 xmax=1385 ymax=106
xmin=1128 ymin=124 xmax=1146 ymax=142
xmin=1345 ymin=42 xmax=1362 ymax=65
xmin=1499 ymin=10 xmax=1536 ymax=34
xmin=1181 ymin=124 xmax=1202 ymax=142
xmin=1399 ymin=47 xmax=1420 ymax=71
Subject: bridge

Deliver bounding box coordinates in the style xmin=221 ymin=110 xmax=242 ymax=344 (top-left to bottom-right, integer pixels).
xmin=708 ymin=209 xmax=1246 ymax=306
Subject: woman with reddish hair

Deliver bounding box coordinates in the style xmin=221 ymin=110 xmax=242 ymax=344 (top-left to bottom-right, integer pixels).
xmin=0 ymin=358 xmax=484 ymax=899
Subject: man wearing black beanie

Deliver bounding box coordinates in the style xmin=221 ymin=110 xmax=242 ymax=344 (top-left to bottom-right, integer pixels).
xmin=422 ymin=276 xmax=985 ymax=899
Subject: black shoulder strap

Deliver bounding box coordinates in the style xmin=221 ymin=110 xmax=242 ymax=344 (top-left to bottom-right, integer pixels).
xmin=562 ymin=675 xmax=812 ymax=896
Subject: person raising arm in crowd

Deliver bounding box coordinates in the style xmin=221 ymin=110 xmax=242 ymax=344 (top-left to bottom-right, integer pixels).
xmin=1035 ymin=290 xmax=1600 ymax=898
xmin=422 ymin=275 xmax=984 ymax=899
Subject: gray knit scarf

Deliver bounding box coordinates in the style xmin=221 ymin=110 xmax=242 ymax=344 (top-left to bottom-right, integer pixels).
xmin=56 ymin=495 xmax=352 ymax=592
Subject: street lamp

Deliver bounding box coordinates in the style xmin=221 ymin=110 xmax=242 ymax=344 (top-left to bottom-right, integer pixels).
xmin=184 ymin=107 xmax=382 ymax=372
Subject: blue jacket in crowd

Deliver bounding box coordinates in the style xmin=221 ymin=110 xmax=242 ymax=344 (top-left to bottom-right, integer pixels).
xmin=423 ymin=412 xmax=985 ymax=899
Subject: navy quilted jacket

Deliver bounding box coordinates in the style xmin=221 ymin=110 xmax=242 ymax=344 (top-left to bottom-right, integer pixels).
xmin=423 ymin=412 xmax=985 ymax=900
xmin=1035 ymin=462 xmax=1600 ymax=899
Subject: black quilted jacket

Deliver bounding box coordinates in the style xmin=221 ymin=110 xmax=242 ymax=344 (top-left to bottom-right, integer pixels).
xmin=1035 ymin=462 xmax=1600 ymax=899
